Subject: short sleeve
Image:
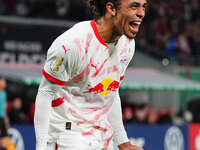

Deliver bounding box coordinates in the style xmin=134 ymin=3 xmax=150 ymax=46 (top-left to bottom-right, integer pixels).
xmin=43 ymin=36 xmax=79 ymax=86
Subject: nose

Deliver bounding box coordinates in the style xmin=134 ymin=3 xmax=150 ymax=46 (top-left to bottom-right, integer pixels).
xmin=136 ymin=7 xmax=145 ymax=19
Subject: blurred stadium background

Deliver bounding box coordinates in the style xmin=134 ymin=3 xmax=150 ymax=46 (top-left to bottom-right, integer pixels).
xmin=0 ymin=0 xmax=200 ymax=150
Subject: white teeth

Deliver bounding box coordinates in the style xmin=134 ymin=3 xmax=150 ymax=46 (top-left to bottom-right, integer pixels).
xmin=133 ymin=22 xmax=141 ymax=25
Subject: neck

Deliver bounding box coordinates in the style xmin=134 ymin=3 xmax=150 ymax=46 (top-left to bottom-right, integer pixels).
xmin=96 ymin=17 xmax=121 ymax=43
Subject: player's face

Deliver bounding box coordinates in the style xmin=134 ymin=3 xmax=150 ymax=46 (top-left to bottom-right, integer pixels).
xmin=114 ymin=0 xmax=147 ymax=39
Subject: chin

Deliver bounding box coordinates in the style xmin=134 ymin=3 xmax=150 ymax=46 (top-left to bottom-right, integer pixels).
xmin=126 ymin=33 xmax=137 ymax=39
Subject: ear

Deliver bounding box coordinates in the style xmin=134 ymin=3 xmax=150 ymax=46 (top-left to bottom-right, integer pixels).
xmin=106 ymin=2 xmax=117 ymax=16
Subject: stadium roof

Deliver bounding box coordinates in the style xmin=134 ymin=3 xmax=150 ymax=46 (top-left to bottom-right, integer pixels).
xmin=0 ymin=64 xmax=42 ymax=85
xmin=120 ymin=68 xmax=200 ymax=91
xmin=1 ymin=64 xmax=200 ymax=91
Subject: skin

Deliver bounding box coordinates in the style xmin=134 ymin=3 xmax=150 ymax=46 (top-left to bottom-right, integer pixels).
xmin=96 ymin=0 xmax=146 ymax=149
xmin=96 ymin=0 xmax=147 ymax=43
xmin=0 ymin=78 xmax=6 ymax=91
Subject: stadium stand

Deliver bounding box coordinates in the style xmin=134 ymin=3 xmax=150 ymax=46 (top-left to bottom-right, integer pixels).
xmin=1 ymin=0 xmax=200 ymax=65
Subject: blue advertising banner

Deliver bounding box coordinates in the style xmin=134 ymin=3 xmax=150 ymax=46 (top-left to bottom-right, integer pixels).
xmin=125 ymin=124 xmax=189 ymax=150
xmin=8 ymin=125 xmax=36 ymax=150
xmin=6 ymin=125 xmax=188 ymax=150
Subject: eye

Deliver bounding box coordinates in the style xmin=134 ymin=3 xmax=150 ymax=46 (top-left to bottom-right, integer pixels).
xmin=132 ymin=4 xmax=137 ymax=7
xmin=143 ymin=3 xmax=147 ymax=9
xmin=131 ymin=3 xmax=138 ymax=9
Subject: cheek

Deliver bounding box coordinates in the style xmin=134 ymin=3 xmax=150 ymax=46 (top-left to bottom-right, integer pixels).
xmin=114 ymin=17 xmax=123 ymax=30
xmin=118 ymin=17 xmax=128 ymax=29
xmin=115 ymin=13 xmax=131 ymax=33
xmin=123 ymin=19 xmax=131 ymax=31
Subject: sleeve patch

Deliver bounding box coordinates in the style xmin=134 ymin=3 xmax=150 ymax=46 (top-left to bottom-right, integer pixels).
xmin=50 ymin=57 xmax=65 ymax=75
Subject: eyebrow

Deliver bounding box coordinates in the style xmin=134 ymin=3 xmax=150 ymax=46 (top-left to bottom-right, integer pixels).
xmin=131 ymin=1 xmax=147 ymax=7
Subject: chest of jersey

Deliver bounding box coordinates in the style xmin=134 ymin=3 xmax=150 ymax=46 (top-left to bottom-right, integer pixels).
xmin=67 ymin=38 xmax=130 ymax=98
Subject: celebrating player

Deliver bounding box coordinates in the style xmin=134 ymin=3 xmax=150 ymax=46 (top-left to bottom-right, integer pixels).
xmin=34 ymin=0 xmax=147 ymax=149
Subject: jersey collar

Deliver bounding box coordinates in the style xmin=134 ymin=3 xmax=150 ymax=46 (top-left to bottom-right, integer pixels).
xmin=90 ymin=20 xmax=108 ymax=47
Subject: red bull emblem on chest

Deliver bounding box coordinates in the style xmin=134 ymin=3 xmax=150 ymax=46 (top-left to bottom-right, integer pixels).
xmin=84 ymin=77 xmax=119 ymax=96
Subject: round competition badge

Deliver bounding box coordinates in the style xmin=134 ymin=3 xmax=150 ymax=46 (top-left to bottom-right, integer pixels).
xmin=50 ymin=57 xmax=65 ymax=75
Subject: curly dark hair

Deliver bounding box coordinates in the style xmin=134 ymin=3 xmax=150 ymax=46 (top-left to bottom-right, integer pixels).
xmin=87 ymin=0 xmax=120 ymax=17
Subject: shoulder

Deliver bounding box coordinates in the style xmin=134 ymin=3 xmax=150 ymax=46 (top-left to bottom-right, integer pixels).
xmin=51 ymin=21 xmax=93 ymax=49
xmin=121 ymin=35 xmax=135 ymax=46
xmin=118 ymin=35 xmax=135 ymax=53
xmin=58 ymin=20 xmax=93 ymax=41
xmin=46 ymin=20 xmax=95 ymax=59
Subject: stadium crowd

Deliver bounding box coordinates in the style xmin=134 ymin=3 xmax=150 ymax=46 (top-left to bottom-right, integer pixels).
xmin=0 ymin=0 xmax=200 ymax=65
xmin=136 ymin=0 xmax=200 ymax=66
xmin=123 ymin=104 xmax=174 ymax=125
xmin=0 ymin=0 xmax=93 ymax=20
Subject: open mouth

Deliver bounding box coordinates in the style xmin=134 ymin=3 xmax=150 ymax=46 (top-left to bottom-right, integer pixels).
xmin=130 ymin=22 xmax=141 ymax=27
xmin=129 ymin=21 xmax=141 ymax=33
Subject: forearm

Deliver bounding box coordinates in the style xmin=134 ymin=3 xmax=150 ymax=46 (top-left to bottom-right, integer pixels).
xmin=108 ymin=92 xmax=129 ymax=146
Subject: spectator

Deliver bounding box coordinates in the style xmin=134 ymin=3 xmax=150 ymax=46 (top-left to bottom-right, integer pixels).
xmin=8 ymin=97 xmax=28 ymax=124
xmin=123 ymin=106 xmax=134 ymax=123
xmin=131 ymin=104 xmax=149 ymax=124
xmin=0 ymin=76 xmax=9 ymax=150
xmin=147 ymin=108 xmax=158 ymax=125
xmin=157 ymin=108 xmax=173 ymax=124
xmin=29 ymin=101 xmax=35 ymax=124
xmin=15 ymin=0 xmax=29 ymax=16
xmin=0 ymin=0 xmax=5 ymax=14
xmin=176 ymin=30 xmax=192 ymax=65
xmin=55 ymin=0 xmax=70 ymax=19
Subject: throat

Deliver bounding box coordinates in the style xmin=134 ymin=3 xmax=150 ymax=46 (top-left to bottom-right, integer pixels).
xmin=107 ymin=42 xmax=116 ymax=55
xmin=96 ymin=19 xmax=121 ymax=43
xmin=108 ymin=35 xmax=121 ymax=43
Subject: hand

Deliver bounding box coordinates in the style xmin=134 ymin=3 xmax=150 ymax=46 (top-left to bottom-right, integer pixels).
xmin=118 ymin=142 xmax=144 ymax=150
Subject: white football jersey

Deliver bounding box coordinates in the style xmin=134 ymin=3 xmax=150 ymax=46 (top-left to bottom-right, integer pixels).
xmin=43 ymin=20 xmax=135 ymax=148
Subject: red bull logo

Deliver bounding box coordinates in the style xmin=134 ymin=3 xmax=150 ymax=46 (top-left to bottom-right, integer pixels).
xmin=84 ymin=78 xmax=119 ymax=96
